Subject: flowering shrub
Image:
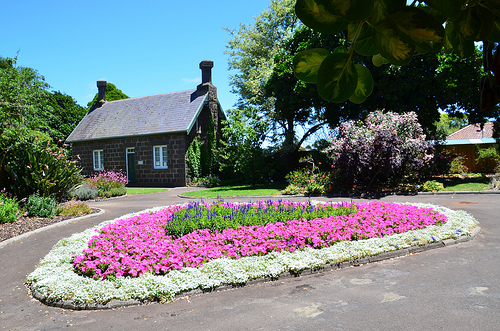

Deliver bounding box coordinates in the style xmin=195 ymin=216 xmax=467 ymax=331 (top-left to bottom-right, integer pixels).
xmin=72 ymin=200 xmax=447 ymax=280
xmin=420 ymin=180 xmax=444 ymax=192
xmin=87 ymin=170 xmax=128 ymax=198
xmin=283 ymin=156 xmax=331 ymax=195
xmin=325 ymin=111 xmax=434 ymax=192
xmin=59 ymin=199 xmax=92 ymax=216
xmin=450 ymin=156 xmax=468 ymax=175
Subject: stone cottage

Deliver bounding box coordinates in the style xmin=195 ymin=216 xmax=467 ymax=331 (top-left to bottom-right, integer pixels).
xmin=66 ymin=60 xmax=224 ymax=186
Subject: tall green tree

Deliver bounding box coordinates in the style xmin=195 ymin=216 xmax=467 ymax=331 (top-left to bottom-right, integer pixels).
xmin=45 ymin=91 xmax=87 ymax=141
xmin=0 ymin=57 xmax=83 ymax=199
xmin=0 ymin=56 xmax=50 ymax=139
xmin=225 ymin=0 xmax=301 ymax=112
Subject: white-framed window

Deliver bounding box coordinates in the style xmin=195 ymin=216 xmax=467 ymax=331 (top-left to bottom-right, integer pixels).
xmin=93 ymin=150 xmax=104 ymax=171
xmin=153 ymin=145 xmax=168 ymax=169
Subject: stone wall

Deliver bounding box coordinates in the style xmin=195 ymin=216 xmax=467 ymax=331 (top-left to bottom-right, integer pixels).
xmin=72 ymin=133 xmax=189 ymax=187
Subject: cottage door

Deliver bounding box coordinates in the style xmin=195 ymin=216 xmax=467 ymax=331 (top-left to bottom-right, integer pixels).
xmin=126 ymin=148 xmax=137 ymax=184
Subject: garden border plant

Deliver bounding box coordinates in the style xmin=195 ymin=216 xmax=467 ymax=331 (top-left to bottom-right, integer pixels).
xmin=26 ymin=200 xmax=479 ymax=309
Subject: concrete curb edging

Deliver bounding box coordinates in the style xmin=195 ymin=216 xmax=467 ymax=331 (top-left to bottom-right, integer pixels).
xmin=29 ymin=226 xmax=481 ymax=310
xmin=0 ymin=209 xmax=105 ymax=249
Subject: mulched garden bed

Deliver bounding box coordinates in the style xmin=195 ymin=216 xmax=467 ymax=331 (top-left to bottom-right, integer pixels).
xmin=0 ymin=208 xmax=101 ymax=242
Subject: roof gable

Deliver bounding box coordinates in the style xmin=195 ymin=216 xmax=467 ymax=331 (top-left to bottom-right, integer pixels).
xmin=66 ymin=89 xmax=207 ymax=143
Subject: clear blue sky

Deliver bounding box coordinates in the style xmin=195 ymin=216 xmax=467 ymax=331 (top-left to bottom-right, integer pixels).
xmin=2 ymin=0 xmax=273 ymax=109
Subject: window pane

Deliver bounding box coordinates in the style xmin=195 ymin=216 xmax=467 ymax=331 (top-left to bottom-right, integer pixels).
xmin=162 ymin=147 xmax=168 ymax=167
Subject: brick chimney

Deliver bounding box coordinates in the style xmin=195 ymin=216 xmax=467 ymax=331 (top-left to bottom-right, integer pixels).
xmin=97 ymin=80 xmax=107 ymax=102
xmin=195 ymin=60 xmax=220 ymax=136
xmin=196 ymin=60 xmax=214 ymax=96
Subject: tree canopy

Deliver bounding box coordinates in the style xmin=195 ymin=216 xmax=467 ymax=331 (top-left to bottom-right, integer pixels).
xmin=292 ymin=0 xmax=500 ymax=115
xmin=86 ymin=82 xmax=129 ymax=109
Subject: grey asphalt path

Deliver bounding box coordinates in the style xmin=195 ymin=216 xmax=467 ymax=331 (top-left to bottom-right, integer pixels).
xmin=1 ymin=189 xmax=499 ymax=331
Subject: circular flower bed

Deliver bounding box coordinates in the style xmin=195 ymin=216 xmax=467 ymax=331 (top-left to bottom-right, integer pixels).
xmin=26 ymin=201 xmax=478 ymax=305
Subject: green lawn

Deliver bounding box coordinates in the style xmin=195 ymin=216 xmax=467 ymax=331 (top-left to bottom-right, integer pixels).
xmin=183 ymin=175 xmax=495 ymax=198
xmin=182 ymin=183 xmax=286 ymax=198
xmin=126 ymin=187 xmax=169 ymax=195
xmin=439 ymin=175 xmax=491 ymax=192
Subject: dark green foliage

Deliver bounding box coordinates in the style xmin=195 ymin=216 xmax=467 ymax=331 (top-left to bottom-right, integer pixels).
xmin=165 ymin=200 xmax=356 ymax=238
xmin=0 ymin=56 xmax=86 ymax=202
xmin=187 ymin=138 xmax=202 ymax=179
xmin=0 ymin=56 xmax=51 ymax=144
xmin=70 ymin=183 xmax=98 ymax=201
xmin=0 ymin=192 xmax=22 ymax=224
xmin=26 ymin=194 xmax=58 ymax=218
xmin=216 ymin=108 xmax=280 ymax=184
xmin=476 ymin=146 xmax=500 ymax=173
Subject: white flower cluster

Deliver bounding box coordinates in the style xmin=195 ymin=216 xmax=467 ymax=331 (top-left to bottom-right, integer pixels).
xmin=26 ymin=202 xmax=478 ymax=305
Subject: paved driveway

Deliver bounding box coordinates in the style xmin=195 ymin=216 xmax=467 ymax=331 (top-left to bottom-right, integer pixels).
xmin=1 ymin=189 xmax=499 ymax=330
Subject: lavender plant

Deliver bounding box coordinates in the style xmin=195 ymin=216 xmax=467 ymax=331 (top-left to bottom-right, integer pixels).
xmin=165 ymin=200 xmax=356 ymax=238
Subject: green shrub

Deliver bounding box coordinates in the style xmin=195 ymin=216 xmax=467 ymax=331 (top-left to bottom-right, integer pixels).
xmin=200 ymin=175 xmax=221 ymax=188
xmin=102 ymin=186 xmax=127 ymax=198
xmin=0 ymin=192 xmax=23 ymax=224
xmin=165 ymin=200 xmax=356 ymax=238
xmin=70 ymin=183 xmax=98 ymax=200
xmin=59 ymin=199 xmax=92 ymax=216
xmin=26 ymin=194 xmax=59 ymax=218
xmin=421 ymin=180 xmax=444 ymax=192
xmin=449 ymin=156 xmax=468 ymax=175
xmin=476 ymin=146 xmax=500 ymax=173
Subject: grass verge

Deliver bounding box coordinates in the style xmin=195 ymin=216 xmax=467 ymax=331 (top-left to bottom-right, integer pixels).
xmin=182 ymin=183 xmax=286 ymax=198
xmin=126 ymin=188 xmax=169 ymax=195
xmin=438 ymin=175 xmax=491 ymax=192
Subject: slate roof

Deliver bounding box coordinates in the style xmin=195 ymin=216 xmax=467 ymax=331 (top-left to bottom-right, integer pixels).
xmin=443 ymin=122 xmax=497 ymax=146
xmin=66 ymin=89 xmax=207 ymax=143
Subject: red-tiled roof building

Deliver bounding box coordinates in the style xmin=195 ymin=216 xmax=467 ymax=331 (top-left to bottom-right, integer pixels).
xmin=443 ymin=122 xmax=497 ymax=173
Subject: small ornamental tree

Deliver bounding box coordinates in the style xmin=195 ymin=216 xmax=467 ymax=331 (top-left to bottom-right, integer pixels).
xmin=326 ymin=110 xmax=433 ymax=192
